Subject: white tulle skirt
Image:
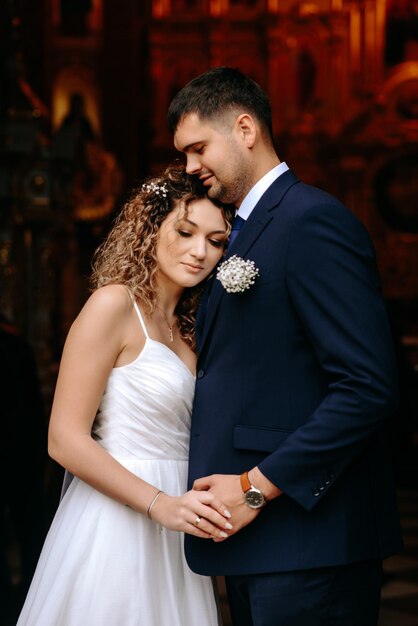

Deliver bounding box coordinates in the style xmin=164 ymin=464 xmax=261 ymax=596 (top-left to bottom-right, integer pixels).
xmin=17 ymin=458 xmax=220 ymax=626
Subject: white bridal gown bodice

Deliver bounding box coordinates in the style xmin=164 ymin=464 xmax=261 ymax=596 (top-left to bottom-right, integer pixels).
xmin=17 ymin=300 xmax=221 ymax=626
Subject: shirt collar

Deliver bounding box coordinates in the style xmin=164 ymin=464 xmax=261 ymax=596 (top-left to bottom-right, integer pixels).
xmin=237 ymin=162 xmax=289 ymax=220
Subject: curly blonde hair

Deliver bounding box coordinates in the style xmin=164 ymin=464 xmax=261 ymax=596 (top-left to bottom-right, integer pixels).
xmin=91 ymin=163 xmax=232 ymax=350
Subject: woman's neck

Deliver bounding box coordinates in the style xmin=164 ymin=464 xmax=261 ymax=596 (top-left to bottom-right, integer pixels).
xmin=154 ymin=276 xmax=183 ymax=318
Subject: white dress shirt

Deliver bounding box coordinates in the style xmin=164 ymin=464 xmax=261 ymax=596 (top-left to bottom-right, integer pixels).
xmin=237 ymin=162 xmax=289 ymax=220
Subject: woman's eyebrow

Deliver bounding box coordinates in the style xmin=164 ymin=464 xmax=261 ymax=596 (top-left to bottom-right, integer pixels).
xmin=180 ymin=218 xmax=226 ymax=235
xmin=181 ymin=218 xmax=197 ymax=227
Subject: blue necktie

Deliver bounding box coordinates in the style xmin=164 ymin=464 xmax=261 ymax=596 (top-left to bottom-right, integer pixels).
xmin=228 ymin=214 xmax=245 ymax=250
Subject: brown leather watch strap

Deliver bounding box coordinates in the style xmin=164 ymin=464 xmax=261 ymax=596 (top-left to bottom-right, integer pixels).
xmin=240 ymin=471 xmax=252 ymax=493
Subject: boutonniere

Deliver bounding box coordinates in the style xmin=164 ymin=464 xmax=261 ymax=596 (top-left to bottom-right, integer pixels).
xmin=216 ymin=255 xmax=260 ymax=293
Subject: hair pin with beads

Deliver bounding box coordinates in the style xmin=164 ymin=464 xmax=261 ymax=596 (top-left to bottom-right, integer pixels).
xmin=142 ymin=182 xmax=168 ymax=197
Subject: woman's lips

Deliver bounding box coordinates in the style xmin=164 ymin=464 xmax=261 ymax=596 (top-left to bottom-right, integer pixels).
xmin=182 ymin=263 xmax=204 ymax=272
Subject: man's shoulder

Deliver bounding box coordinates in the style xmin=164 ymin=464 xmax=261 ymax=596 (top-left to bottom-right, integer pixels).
xmin=264 ymin=172 xmax=341 ymax=216
xmin=277 ymin=179 xmax=361 ymax=227
xmin=286 ymin=179 xmax=342 ymax=210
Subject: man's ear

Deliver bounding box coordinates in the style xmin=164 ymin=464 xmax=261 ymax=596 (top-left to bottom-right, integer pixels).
xmin=235 ymin=113 xmax=257 ymax=148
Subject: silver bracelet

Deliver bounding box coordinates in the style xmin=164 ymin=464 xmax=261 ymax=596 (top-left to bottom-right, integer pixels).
xmin=147 ymin=490 xmax=164 ymax=520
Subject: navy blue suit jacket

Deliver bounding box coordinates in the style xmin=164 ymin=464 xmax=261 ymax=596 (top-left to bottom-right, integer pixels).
xmin=186 ymin=170 xmax=403 ymax=576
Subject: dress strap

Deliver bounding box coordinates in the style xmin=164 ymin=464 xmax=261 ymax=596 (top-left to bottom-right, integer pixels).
xmin=126 ymin=289 xmax=149 ymax=339
xmin=132 ymin=301 xmax=149 ymax=339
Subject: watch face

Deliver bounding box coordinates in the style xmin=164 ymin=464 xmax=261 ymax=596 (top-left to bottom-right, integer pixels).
xmin=245 ymin=489 xmax=265 ymax=509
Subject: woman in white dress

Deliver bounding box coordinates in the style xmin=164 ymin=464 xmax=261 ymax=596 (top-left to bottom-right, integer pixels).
xmin=17 ymin=163 xmax=233 ymax=626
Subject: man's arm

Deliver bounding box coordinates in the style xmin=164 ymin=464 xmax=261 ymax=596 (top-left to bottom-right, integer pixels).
xmin=257 ymin=201 xmax=397 ymax=511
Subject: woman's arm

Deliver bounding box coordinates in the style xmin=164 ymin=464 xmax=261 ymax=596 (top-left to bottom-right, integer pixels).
xmin=48 ymin=285 xmax=231 ymax=539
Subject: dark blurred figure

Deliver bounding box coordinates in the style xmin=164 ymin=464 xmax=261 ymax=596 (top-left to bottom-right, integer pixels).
xmin=0 ymin=315 xmax=47 ymax=624
xmin=60 ymin=92 xmax=95 ymax=152
xmin=53 ymin=91 xmax=96 ymax=184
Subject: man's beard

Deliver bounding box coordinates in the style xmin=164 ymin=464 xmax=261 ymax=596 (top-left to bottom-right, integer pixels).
xmin=204 ymin=143 xmax=253 ymax=204
xmin=207 ymin=178 xmax=229 ymax=202
xmin=207 ymin=173 xmax=251 ymax=206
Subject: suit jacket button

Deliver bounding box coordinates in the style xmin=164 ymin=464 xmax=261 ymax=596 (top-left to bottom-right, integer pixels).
xmin=312 ymin=489 xmax=320 ymax=497
xmin=197 ymin=369 xmax=205 ymax=378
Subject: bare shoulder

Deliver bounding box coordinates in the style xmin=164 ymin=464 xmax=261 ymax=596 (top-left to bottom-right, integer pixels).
xmin=71 ymin=285 xmax=133 ymax=337
xmin=89 ymin=284 xmax=132 ymax=308
xmin=81 ymin=285 xmax=132 ymax=317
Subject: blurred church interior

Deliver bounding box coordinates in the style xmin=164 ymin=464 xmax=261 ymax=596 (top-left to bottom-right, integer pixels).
xmin=0 ymin=0 xmax=417 ymax=624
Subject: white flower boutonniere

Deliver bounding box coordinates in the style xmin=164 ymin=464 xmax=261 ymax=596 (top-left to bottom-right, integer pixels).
xmin=216 ymin=255 xmax=260 ymax=293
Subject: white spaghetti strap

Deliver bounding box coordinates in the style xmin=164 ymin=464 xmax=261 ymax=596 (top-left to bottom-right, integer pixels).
xmin=126 ymin=288 xmax=149 ymax=339
xmin=132 ymin=301 xmax=149 ymax=339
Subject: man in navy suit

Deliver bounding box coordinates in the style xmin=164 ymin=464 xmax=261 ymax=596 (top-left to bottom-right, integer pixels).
xmin=168 ymin=67 xmax=402 ymax=626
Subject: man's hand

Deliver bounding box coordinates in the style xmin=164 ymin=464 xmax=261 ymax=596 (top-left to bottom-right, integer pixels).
xmin=193 ymin=473 xmax=260 ymax=541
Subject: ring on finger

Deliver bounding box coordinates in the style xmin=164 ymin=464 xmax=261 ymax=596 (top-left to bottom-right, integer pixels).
xmin=194 ymin=516 xmax=201 ymax=526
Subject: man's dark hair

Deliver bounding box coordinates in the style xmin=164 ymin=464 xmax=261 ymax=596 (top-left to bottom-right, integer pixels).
xmin=167 ymin=66 xmax=273 ymax=140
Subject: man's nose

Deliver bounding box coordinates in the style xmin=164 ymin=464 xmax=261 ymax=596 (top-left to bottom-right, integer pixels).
xmin=185 ymin=155 xmax=201 ymax=175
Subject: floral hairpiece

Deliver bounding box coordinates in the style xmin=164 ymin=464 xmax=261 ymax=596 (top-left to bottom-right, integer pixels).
xmin=142 ymin=182 xmax=168 ymax=197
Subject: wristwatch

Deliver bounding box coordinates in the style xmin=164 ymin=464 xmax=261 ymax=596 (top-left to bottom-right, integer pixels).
xmin=240 ymin=471 xmax=266 ymax=509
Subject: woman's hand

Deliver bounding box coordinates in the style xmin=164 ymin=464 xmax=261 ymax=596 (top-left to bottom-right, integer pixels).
xmin=149 ymin=489 xmax=233 ymax=539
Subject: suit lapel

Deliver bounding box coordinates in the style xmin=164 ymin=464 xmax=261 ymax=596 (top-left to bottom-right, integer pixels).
xmin=195 ymin=275 xmax=214 ymax=349
xmin=199 ymin=169 xmax=299 ymax=353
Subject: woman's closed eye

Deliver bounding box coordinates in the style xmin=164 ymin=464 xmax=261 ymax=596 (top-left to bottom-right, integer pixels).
xmin=177 ymin=229 xmax=225 ymax=248
xmin=208 ymin=238 xmax=226 ymax=249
